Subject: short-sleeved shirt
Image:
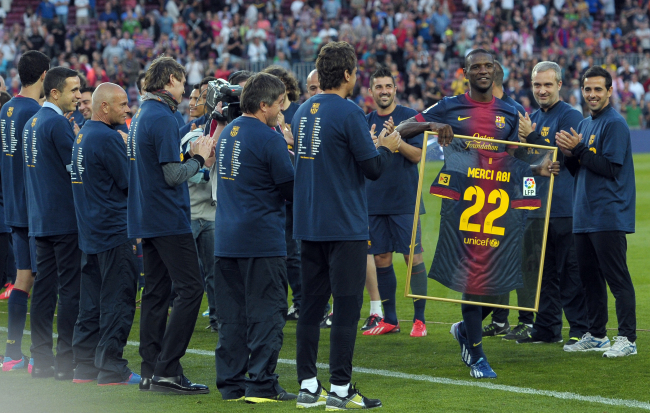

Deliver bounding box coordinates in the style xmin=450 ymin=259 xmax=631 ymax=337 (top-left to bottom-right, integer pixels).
xmin=292 ymin=94 xmax=379 ymax=241
xmin=365 ymin=105 xmax=424 ymax=215
xmin=214 ymin=116 xmax=294 ymax=257
xmin=72 ymin=120 xmax=129 ymax=254
xmin=429 ymin=149 xmax=541 ymax=295
xmin=415 ymin=93 xmax=519 ymax=156
xmin=572 ymin=105 xmax=635 ymax=233
xmin=282 ymin=102 xmax=300 ymax=128
xmin=1 ymin=96 xmax=41 ymax=227
xmin=23 ymin=106 xmax=78 ymax=236
xmin=127 ymin=100 xmax=192 ymax=238
xmin=527 ymin=101 xmax=584 ymax=218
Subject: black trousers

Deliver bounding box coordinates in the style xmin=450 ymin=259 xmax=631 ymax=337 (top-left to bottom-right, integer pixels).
xmin=574 ymin=231 xmax=636 ymax=342
xmin=296 ymin=241 xmax=366 ymax=386
xmin=214 ymin=256 xmax=288 ymax=399
xmin=72 ymin=241 xmax=138 ymax=383
xmin=0 ymin=232 xmax=12 ymax=286
xmin=285 ymin=203 xmax=302 ymax=309
xmin=531 ymin=218 xmax=588 ymax=341
xmin=30 ymin=234 xmax=82 ymax=372
xmin=139 ymin=233 xmax=204 ymax=378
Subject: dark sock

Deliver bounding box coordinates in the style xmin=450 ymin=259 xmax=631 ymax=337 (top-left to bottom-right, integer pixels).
xmin=462 ymin=304 xmax=487 ymax=365
xmin=410 ymin=263 xmax=427 ymax=322
xmin=6 ymin=288 xmax=29 ymax=360
xmin=376 ymin=265 xmax=397 ymax=325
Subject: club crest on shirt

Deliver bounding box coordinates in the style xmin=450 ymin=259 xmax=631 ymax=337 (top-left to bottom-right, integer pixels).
xmin=495 ymin=116 xmax=505 ymax=129
xmin=31 ymin=118 xmax=37 ymax=127
xmin=7 ymin=107 xmax=13 ymax=117
xmin=230 ymin=126 xmax=239 ymax=137
xmin=310 ymin=103 xmax=320 ymax=114
xmin=541 ymin=127 xmax=550 ymax=137
xmin=588 ymin=134 xmax=595 ymax=146
xmin=76 ymin=134 xmax=83 ymax=144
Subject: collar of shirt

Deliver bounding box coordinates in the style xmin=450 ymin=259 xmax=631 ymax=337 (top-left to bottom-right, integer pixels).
xmin=43 ymin=101 xmax=64 ymax=116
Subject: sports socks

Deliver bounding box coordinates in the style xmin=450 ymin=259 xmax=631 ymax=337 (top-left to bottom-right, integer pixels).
xmin=369 ymin=300 xmax=383 ymax=318
xmin=376 ymin=265 xmax=397 ymax=325
xmin=461 ymin=304 xmax=487 ymax=365
xmin=410 ymin=262 xmax=427 ymax=322
xmin=5 ymin=288 xmax=29 ymax=360
xmin=331 ymin=383 xmax=350 ymax=398
xmin=301 ymin=377 xmax=318 ymax=393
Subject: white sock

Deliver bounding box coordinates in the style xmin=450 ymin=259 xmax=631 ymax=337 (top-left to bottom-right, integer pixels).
xmin=331 ymin=383 xmax=350 ymax=398
xmin=301 ymin=377 xmax=318 ymax=393
xmin=494 ymin=322 xmax=505 ymax=327
xmin=369 ymin=301 xmax=383 ymax=318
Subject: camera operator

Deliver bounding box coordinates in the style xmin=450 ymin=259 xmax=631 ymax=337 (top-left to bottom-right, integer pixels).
xmin=212 ymin=72 xmax=296 ymax=403
xmin=127 ymin=56 xmax=212 ymax=394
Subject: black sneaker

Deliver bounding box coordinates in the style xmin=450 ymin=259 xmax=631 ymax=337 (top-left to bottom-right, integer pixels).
xmin=503 ymin=323 xmax=532 ymax=341
xmin=286 ymin=304 xmax=299 ymax=321
xmin=296 ymin=380 xmax=328 ymax=408
xmin=482 ymin=321 xmax=510 ymax=337
xmin=516 ymin=336 xmax=563 ymax=344
xmin=360 ymin=314 xmax=382 ymax=331
xmin=320 ymin=312 xmax=333 ymax=329
xmin=245 ymin=390 xmax=297 ymax=403
xmin=326 ymin=383 xmax=382 ymax=410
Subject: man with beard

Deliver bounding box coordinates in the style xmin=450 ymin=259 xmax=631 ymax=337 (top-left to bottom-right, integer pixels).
xmin=361 ymin=65 xmax=429 ymax=338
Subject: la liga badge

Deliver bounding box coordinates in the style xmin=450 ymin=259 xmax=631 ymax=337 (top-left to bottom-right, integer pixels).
xmin=523 ymin=177 xmax=536 ymax=196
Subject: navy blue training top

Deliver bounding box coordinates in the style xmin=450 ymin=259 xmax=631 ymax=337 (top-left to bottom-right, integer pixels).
xmin=72 ymin=120 xmax=129 ymax=254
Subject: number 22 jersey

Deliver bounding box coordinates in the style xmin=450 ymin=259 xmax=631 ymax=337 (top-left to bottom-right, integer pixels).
xmin=429 ymin=149 xmax=541 ymax=296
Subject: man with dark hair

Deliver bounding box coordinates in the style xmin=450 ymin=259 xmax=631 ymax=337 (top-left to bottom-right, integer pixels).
xmin=180 ymin=76 xmax=216 ymax=136
xmin=227 ymin=70 xmax=254 ymax=86
xmin=362 ymin=65 xmax=429 ymax=338
xmin=513 ymin=61 xmax=589 ymax=348
xmin=262 ymin=65 xmax=303 ymax=321
xmin=23 ymin=66 xmax=82 ymax=380
xmin=556 ymin=66 xmax=637 ymax=358
xmin=213 ymin=72 xmax=296 ymax=403
xmin=71 ymin=83 xmax=140 ymax=385
xmin=293 ymin=41 xmax=400 ymax=409
xmin=396 ymin=49 xmax=528 ymax=379
xmin=136 ymin=71 xmax=184 ymax=127
xmin=128 ymin=56 xmax=212 ymax=393
xmin=78 ymin=86 xmax=95 ymax=123
xmin=0 ymin=50 xmax=50 ymax=371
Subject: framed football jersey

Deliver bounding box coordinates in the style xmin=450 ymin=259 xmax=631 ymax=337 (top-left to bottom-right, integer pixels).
xmin=405 ymin=132 xmax=557 ymax=312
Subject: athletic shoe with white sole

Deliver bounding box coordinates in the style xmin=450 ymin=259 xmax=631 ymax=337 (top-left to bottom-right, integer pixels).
xmin=297 ymin=380 xmax=328 ymax=408
xmin=360 ymin=314 xmax=382 ymax=331
xmin=563 ymin=332 xmax=610 ymax=352
xmin=410 ymin=320 xmax=427 ymax=337
xmin=470 ymin=358 xmax=497 ymax=379
xmin=286 ymin=304 xmax=299 ymax=321
xmin=450 ymin=321 xmax=472 ymax=367
xmin=325 ymin=384 xmax=382 ymax=410
xmin=562 ymin=337 xmax=580 ymax=351
xmin=362 ymin=320 xmax=400 ymax=335
xmin=320 ymin=313 xmax=333 ymax=329
xmin=482 ymin=321 xmax=510 ymax=337
xmin=603 ymin=336 xmax=637 ymax=358
xmin=502 ymin=323 xmax=532 ymax=341
xmin=245 ymin=390 xmax=297 ymax=403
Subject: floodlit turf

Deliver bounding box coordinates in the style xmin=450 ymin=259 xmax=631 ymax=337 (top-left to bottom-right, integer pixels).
xmin=1 ymin=154 xmax=649 ymax=413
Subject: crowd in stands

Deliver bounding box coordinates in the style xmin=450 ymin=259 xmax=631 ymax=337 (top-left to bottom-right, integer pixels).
xmin=1 ymin=0 xmax=650 ymax=128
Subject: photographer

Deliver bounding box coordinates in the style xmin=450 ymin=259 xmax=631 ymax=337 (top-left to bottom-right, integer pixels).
xmin=213 ymin=72 xmax=296 ymax=403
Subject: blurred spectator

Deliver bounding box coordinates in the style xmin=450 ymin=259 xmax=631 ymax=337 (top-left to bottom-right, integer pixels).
xmin=75 ymin=0 xmax=89 ymax=26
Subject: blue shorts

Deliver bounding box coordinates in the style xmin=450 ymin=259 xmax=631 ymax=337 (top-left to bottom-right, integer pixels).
xmin=11 ymin=227 xmax=37 ymax=272
xmin=368 ymin=214 xmax=423 ymax=256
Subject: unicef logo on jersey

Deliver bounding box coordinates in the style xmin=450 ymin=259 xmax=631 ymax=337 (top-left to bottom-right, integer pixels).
xmin=464 ymin=237 xmax=500 ymax=248
xmin=523 ymin=177 xmax=536 ymax=196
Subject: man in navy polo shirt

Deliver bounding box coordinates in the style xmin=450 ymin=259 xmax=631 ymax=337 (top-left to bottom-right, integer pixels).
xmin=293 ymin=42 xmax=401 ymax=410
xmin=556 ymin=66 xmax=637 ymax=358
xmin=179 ymin=76 xmax=215 ymax=137
xmin=0 ymin=50 xmax=50 ymax=371
xmin=70 ymin=83 xmax=141 ymax=385
xmin=23 ymin=66 xmax=82 ymax=380
xmin=214 ymin=72 xmax=296 ymax=403
xmin=127 ymin=56 xmax=212 ymax=394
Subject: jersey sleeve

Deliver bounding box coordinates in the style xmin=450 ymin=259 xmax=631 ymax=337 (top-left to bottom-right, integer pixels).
xmin=415 ymin=99 xmax=446 ymax=123
xmin=265 ymin=133 xmax=295 ymax=186
xmin=600 ymin=120 xmax=629 ymax=166
xmin=103 ymin=133 xmax=129 ymax=191
xmin=152 ymin=115 xmax=182 ymax=164
xmin=344 ymin=109 xmax=380 ymax=163
xmin=429 ymin=153 xmax=464 ymax=200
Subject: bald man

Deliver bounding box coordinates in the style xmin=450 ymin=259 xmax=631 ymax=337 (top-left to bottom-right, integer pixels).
xmin=70 ymin=83 xmax=140 ymax=385
xmin=306 ymin=69 xmax=321 ymax=97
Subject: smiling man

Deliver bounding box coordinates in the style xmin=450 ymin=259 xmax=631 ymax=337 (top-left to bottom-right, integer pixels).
xmin=78 ymin=86 xmax=95 ymax=123
xmin=556 ymin=66 xmax=637 ymax=358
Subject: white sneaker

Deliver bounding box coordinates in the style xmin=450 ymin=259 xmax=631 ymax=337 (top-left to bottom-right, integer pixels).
xmin=563 ymin=332 xmax=611 ymax=352
xmin=603 ymin=336 xmax=637 ymax=358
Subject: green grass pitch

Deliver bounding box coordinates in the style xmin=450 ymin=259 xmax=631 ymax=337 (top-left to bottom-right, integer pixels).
xmin=1 ymin=154 xmax=649 ymax=412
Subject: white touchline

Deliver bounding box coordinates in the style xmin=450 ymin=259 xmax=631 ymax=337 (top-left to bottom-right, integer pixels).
xmin=2 ymin=327 xmax=649 ymax=411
